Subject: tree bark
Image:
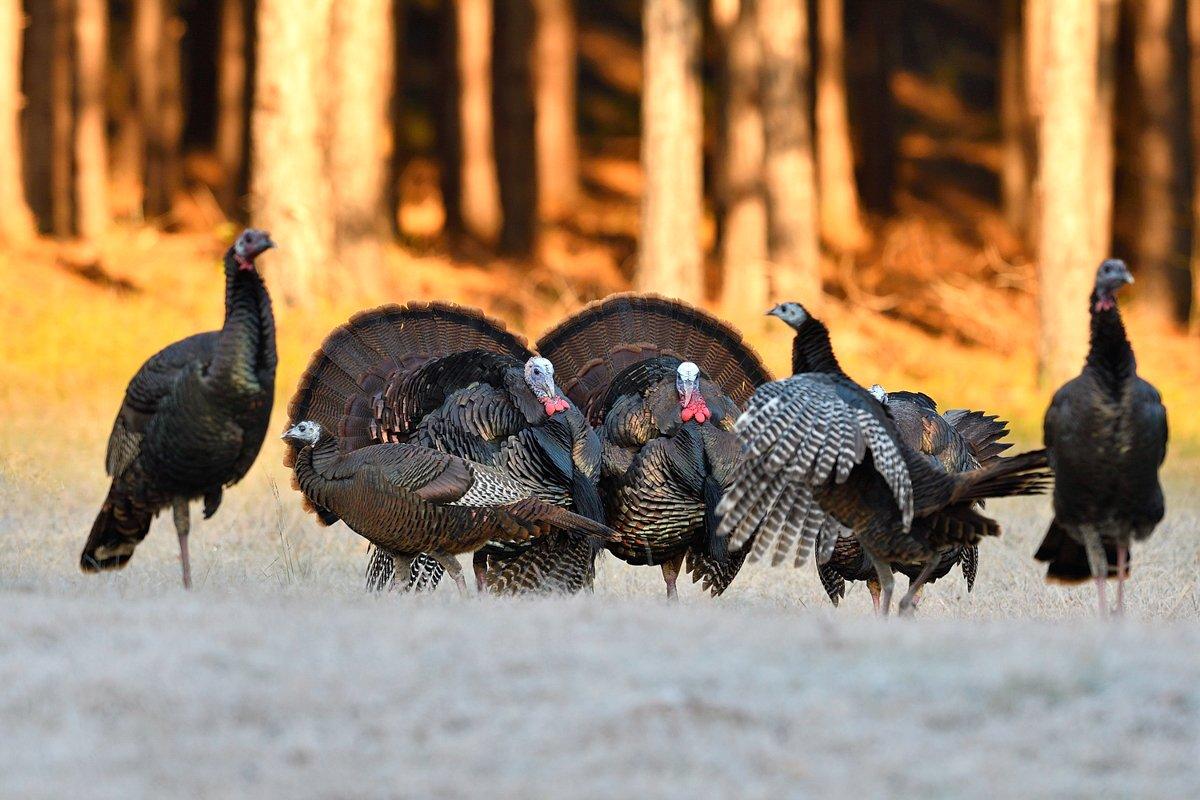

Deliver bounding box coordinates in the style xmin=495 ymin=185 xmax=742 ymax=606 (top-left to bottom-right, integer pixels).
xmin=1037 ymin=0 xmax=1099 ymax=388
xmin=74 ymin=0 xmax=108 ymax=242
xmin=216 ymin=0 xmax=248 ymax=218
xmin=134 ymin=0 xmax=183 ymax=221
xmin=532 ymin=0 xmax=578 ymax=222
xmin=455 ymin=0 xmax=501 ymax=245
xmin=0 ymin=0 xmax=33 ymax=243
xmin=1023 ymin=0 xmax=1046 ymax=253
xmin=1130 ymin=0 xmax=1189 ymax=322
xmin=251 ymin=0 xmax=334 ymax=306
xmin=715 ymin=0 xmax=769 ymax=316
xmin=436 ymin=0 xmax=463 ymax=239
xmin=21 ymin=0 xmax=55 ymax=231
xmin=814 ymin=0 xmax=867 ymax=253
xmin=999 ymin=0 xmax=1029 ymax=238
xmin=1089 ymin=0 xmax=1118 ymax=258
xmin=493 ymin=0 xmax=537 ymax=255
xmin=329 ymin=0 xmax=394 ymax=281
xmin=757 ymin=0 xmax=821 ymax=306
xmin=637 ymin=0 xmax=703 ymax=304
xmin=51 ymin=0 xmax=74 ymax=237
xmin=854 ymin=0 xmax=899 ymax=213
xmin=1189 ymin=0 xmax=1200 ymax=332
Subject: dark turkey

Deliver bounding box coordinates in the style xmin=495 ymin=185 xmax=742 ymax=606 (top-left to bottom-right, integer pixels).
xmin=1034 ymin=259 xmax=1167 ymax=616
xmin=80 ymin=229 xmax=277 ymax=587
xmin=719 ymin=301 xmax=1051 ymax=616
xmin=535 ymin=294 xmax=772 ymax=598
xmin=817 ymin=386 xmax=1015 ymax=610
xmin=283 ymin=421 xmax=628 ymax=588
xmin=285 ymin=302 xmax=606 ymax=595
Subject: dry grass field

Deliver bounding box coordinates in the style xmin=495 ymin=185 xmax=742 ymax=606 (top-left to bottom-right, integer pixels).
xmin=2 ymin=234 xmax=1199 ymax=797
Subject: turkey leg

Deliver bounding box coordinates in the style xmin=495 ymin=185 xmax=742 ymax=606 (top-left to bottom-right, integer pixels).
xmin=865 ymin=551 xmax=896 ymax=617
xmin=866 ymin=579 xmax=881 ymax=614
xmin=1115 ymin=543 xmax=1128 ymax=616
xmin=1081 ymin=526 xmax=1108 ymax=618
xmin=897 ymin=555 xmax=940 ymax=617
xmin=473 ymin=551 xmax=489 ymax=593
xmin=172 ymin=499 xmax=192 ymax=590
xmin=661 ymin=553 xmax=686 ymax=601
xmin=433 ymin=552 xmax=469 ymax=595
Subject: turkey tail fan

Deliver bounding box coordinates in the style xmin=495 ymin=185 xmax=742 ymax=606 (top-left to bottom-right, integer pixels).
xmin=1034 ymin=519 xmax=1122 ymax=584
xmin=80 ymin=487 xmax=155 ymax=572
xmin=286 ymin=301 xmax=533 ymax=469
xmin=943 ymin=409 xmax=1013 ymax=466
xmin=949 ymin=449 xmax=1051 ymax=506
xmin=536 ymin=293 xmax=772 ymax=422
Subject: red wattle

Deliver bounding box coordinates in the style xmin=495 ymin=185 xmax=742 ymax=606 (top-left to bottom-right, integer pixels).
xmin=543 ymin=397 xmax=569 ymax=416
xmin=681 ymin=397 xmax=711 ymax=424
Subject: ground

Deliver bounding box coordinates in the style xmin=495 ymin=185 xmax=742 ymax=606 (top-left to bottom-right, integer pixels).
xmin=1 ymin=228 xmax=1198 ymax=797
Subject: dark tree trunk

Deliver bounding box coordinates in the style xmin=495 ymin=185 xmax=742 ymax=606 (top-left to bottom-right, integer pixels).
xmin=493 ymin=0 xmax=537 ymax=255
xmin=51 ymin=0 xmax=73 ymax=237
xmin=436 ymin=0 xmax=463 ymax=239
xmin=21 ymin=0 xmax=55 ymax=231
xmin=216 ymin=0 xmax=249 ymax=218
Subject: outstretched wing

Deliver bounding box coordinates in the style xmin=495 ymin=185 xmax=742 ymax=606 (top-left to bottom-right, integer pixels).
xmin=718 ymin=374 xmax=912 ymax=567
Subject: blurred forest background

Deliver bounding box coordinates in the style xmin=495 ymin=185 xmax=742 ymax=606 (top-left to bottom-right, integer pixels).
xmin=2 ymin=0 xmax=1200 ymax=450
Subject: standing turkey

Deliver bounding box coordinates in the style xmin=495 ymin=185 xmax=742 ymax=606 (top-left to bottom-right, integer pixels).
xmin=535 ymin=294 xmax=772 ymax=598
xmin=719 ymin=302 xmax=1051 ymax=616
xmin=817 ymin=385 xmax=1015 ymax=610
xmin=80 ymin=229 xmax=277 ymax=587
xmin=285 ymin=302 xmax=606 ymax=594
xmin=282 ymin=421 xmax=627 ymax=586
xmin=1034 ymin=259 xmax=1167 ymax=616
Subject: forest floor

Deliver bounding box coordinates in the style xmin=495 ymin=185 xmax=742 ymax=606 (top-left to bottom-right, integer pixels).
xmin=2 ymin=217 xmax=1199 ymax=796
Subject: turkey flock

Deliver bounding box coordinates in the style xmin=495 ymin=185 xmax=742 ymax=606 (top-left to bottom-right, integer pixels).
xmin=80 ymin=231 xmax=1168 ymax=617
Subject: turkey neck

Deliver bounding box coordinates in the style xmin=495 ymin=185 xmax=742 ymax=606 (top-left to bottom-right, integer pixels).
xmin=209 ymin=254 xmax=277 ymax=393
xmin=791 ymin=319 xmax=845 ymax=377
xmin=293 ymin=437 xmax=340 ymax=496
xmin=1085 ymin=292 xmax=1135 ymax=395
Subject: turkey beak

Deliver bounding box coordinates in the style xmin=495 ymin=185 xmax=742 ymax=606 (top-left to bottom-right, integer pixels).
xmin=281 ymin=424 xmax=301 ymax=442
xmin=766 ymin=304 xmax=783 ymax=319
xmin=680 ymin=379 xmax=696 ymax=408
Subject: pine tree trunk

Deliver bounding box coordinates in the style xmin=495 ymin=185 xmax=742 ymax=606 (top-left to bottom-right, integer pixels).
xmin=756 ymin=0 xmax=821 ymax=306
xmin=493 ymin=0 xmax=537 ymax=255
xmin=21 ymin=0 xmax=55 ymax=231
xmin=251 ymin=0 xmax=334 ymax=306
xmin=436 ymin=0 xmax=463 ymax=239
xmin=329 ymin=0 xmax=394 ymax=281
xmin=637 ymin=0 xmax=703 ymax=303
xmin=74 ymin=0 xmax=108 ymax=242
xmin=855 ymin=0 xmax=899 ymax=213
xmin=216 ymin=0 xmax=248 ymax=218
xmin=814 ymin=0 xmax=867 ymax=253
xmin=1089 ymin=0 xmax=1118 ymax=258
xmin=1037 ymin=0 xmax=1099 ymax=388
xmin=51 ymin=0 xmax=73 ymax=238
xmin=455 ymin=0 xmax=501 ymax=245
xmin=134 ymin=0 xmax=184 ymax=221
xmin=1189 ymin=0 xmax=1200 ymax=332
xmin=715 ymin=0 xmax=769 ymax=317
xmin=1023 ymin=0 xmax=1046 ymax=253
xmin=999 ymin=0 xmax=1029 ymax=239
xmin=532 ymin=0 xmax=578 ymax=222
xmin=1131 ymin=0 xmax=1189 ymax=322
xmin=0 ymin=0 xmax=33 ymax=243
xmin=387 ymin=0 xmax=406 ymax=237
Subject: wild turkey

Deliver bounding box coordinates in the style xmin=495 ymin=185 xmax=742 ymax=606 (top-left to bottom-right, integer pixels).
xmin=1034 ymin=259 xmax=1167 ymax=616
xmin=719 ymin=301 xmax=1051 ymax=616
xmin=80 ymin=229 xmax=277 ymax=587
xmin=285 ymin=302 xmax=606 ymax=594
xmin=535 ymin=294 xmax=772 ymax=598
xmin=817 ymin=385 xmax=1015 ymax=610
xmin=282 ymin=421 xmax=628 ymax=587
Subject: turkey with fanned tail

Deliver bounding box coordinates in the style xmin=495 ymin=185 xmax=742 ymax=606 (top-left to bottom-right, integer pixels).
xmin=285 ymin=301 xmax=606 ymax=595
xmin=817 ymin=385 xmax=1016 ymax=611
xmin=535 ymin=294 xmax=772 ymax=598
xmin=718 ymin=301 xmax=1052 ymax=616
xmin=80 ymin=229 xmax=277 ymax=588
xmin=1034 ymin=259 xmax=1167 ymax=616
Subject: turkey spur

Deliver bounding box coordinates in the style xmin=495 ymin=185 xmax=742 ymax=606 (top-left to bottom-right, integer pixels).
xmin=81 ymin=229 xmax=277 ymax=588
xmin=719 ymin=301 xmax=1050 ymax=616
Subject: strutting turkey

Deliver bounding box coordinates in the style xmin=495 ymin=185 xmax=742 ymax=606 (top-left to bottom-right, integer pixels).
xmin=282 ymin=421 xmax=629 ymax=584
xmin=80 ymin=229 xmax=277 ymax=588
xmin=535 ymin=294 xmax=772 ymax=598
xmin=718 ymin=301 xmax=1051 ymax=616
xmin=1034 ymin=259 xmax=1167 ymax=616
xmin=817 ymin=385 xmax=1015 ymax=611
xmin=285 ymin=302 xmax=607 ymax=594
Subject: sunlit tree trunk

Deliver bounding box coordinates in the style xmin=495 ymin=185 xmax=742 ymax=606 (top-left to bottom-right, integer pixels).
xmin=1130 ymin=0 xmax=1189 ymax=322
xmin=0 ymin=0 xmax=32 ymax=243
xmin=493 ymin=0 xmax=537 ymax=255
xmin=757 ymin=0 xmax=821 ymax=306
xmin=999 ymin=0 xmax=1029 ymax=238
xmin=329 ymin=0 xmax=394 ymax=281
xmin=1037 ymin=0 xmax=1099 ymax=388
xmin=637 ymin=0 xmax=703 ymax=303
xmin=216 ymin=0 xmax=248 ymax=218
xmin=1024 ymin=0 xmax=1046 ymax=253
xmin=456 ymin=0 xmax=501 ymax=244
xmin=251 ymin=0 xmax=334 ymax=306
xmin=814 ymin=0 xmax=867 ymax=253
xmin=714 ymin=0 xmax=769 ymax=316
xmin=74 ymin=0 xmax=108 ymax=242
xmin=533 ymin=0 xmax=578 ymax=222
